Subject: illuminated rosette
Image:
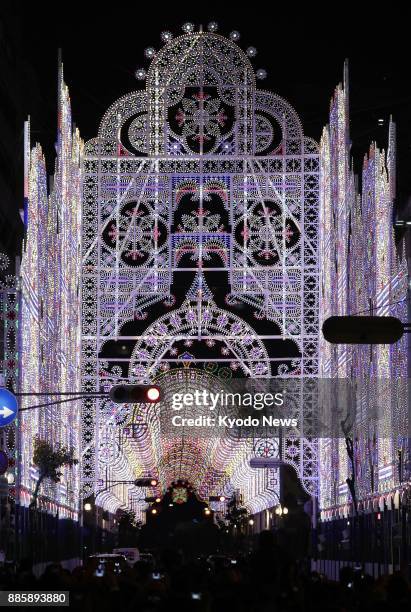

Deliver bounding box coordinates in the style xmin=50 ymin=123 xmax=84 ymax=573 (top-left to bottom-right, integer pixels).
xmin=98 ymin=430 xmax=122 ymax=466
xmin=163 ymin=295 xmax=176 ymax=307
xmin=168 ymin=86 xmax=235 ymax=154
xmin=102 ymin=200 xmax=167 ymax=267
xmin=253 ymin=438 xmax=279 ymax=458
xmin=235 ymin=199 xmax=300 ymax=266
xmin=100 ymin=397 xmax=132 ymax=426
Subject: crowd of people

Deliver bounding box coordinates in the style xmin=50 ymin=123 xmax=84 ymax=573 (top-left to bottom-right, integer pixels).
xmin=0 ymin=531 xmax=410 ymax=611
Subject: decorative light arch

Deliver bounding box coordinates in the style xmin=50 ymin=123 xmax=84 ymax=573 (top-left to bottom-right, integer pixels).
xmin=81 ymin=25 xmax=320 ymax=512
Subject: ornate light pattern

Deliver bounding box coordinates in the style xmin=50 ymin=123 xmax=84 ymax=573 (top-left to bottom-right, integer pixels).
xmin=318 ymin=63 xmax=408 ymax=518
xmin=81 ymin=29 xmax=320 ymax=513
xmin=18 ymin=66 xmax=83 ymax=519
xmin=10 ymin=32 xmax=407 ymax=525
xmin=0 ymin=253 xmax=19 ymax=503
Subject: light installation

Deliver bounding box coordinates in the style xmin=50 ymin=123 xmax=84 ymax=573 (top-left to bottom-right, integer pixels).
xmin=0 ymin=252 xmax=19 ymax=507
xmin=81 ymin=25 xmax=320 ymax=518
xmin=12 ymin=29 xmax=407 ymax=525
xmin=318 ymin=64 xmax=408 ymax=519
xmin=18 ymin=66 xmax=83 ymax=518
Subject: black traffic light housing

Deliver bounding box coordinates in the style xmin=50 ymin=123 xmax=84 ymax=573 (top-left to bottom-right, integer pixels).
xmin=322 ymin=316 xmax=404 ymax=344
xmin=109 ymin=384 xmax=161 ymax=404
xmin=134 ymin=478 xmax=159 ymax=487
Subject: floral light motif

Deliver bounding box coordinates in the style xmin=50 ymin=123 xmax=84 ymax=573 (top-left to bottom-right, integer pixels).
xmin=175 ymin=91 xmax=228 ymax=145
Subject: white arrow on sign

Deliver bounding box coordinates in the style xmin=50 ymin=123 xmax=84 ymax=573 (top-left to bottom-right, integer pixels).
xmin=0 ymin=406 xmax=14 ymax=419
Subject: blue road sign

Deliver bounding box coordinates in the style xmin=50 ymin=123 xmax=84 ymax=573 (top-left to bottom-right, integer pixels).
xmin=0 ymin=388 xmax=18 ymax=427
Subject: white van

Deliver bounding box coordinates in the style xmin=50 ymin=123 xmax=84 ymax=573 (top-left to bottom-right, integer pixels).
xmin=112 ymin=547 xmax=140 ymax=566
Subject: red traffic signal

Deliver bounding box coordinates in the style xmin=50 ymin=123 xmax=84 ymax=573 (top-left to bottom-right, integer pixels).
xmin=109 ymin=384 xmax=161 ymax=404
xmin=322 ymin=316 xmax=404 ymax=345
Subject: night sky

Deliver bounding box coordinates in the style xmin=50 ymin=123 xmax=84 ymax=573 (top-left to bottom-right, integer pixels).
xmin=5 ymin=3 xmax=411 ymax=209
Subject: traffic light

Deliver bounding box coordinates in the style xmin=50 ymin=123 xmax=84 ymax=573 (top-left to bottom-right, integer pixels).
xmin=322 ymin=316 xmax=404 ymax=344
xmin=109 ymin=384 xmax=161 ymax=404
xmin=134 ymin=478 xmax=159 ymax=487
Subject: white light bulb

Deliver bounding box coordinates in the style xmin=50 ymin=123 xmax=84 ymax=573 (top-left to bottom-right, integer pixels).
xmin=182 ymin=22 xmax=194 ymax=33
xmin=230 ymin=31 xmax=240 ymax=41
xmin=256 ymin=69 xmax=267 ymax=80
xmin=135 ymin=68 xmax=147 ymax=81
xmin=144 ymin=47 xmax=156 ymax=59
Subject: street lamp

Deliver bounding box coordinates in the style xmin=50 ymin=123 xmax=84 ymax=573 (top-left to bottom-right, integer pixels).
xmin=84 ymin=502 xmax=92 ymax=512
xmin=275 ymin=504 xmax=288 ymax=516
xmin=248 ymin=519 xmax=254 ymax=526
xmin=204 ymin=507 xmax=211 ymax=516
